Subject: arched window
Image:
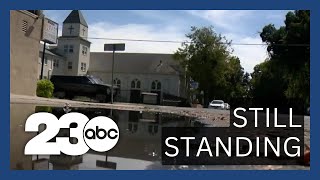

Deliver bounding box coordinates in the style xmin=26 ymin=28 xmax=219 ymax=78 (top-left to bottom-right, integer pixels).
xmin=113 ymin=78 xmax=121 ymax=88
xmin=151 ymin=81 xmax=156 ymax=90
xmin=137 ymin=81 xmax=141 ymax=89
xmin=128 ymin=122 xmax=138 ymax=134
xmin=151 ymin=80 xmax=161 ymax=91
xmin=131 ymin=79 xmax=141 ymax=89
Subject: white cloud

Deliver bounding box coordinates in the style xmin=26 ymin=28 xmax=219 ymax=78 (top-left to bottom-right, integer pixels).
xmin=188 ymin=10 xmax=254 ymax=31
xmin=226 ymin=33 xmax=268 ymax=72
xmin=46 ymin=10 xmax=274 ymax=73
xmin=88 ymin=21 xmax=268 ymax=73
xmin=88 ymin=22 xmax=186 ymax=54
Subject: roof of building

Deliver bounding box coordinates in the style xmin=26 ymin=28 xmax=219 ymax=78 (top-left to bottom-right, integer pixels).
xmin=63 ymin=10 xmax=88 ymax=27
xmin=39 ymin=43 xmax=64 ymax=58
xmin=58 ymin=36 xmax=91 ymax=44
xmin=89 ymin=52 xmax=184 ymax=75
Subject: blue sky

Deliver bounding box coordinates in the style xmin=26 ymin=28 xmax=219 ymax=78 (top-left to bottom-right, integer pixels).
xmin=44 ymin=10 xmax=291 ymax=72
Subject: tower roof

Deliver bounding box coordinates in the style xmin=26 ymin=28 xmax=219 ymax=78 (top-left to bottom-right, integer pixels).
xmin=63 ymin=10 xmax=88 ymax=27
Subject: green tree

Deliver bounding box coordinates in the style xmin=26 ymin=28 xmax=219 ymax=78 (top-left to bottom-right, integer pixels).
xmin=174 ymin=26 xmax=232 ymax=105
xmin=259 ymin=10 xmax=310 ymax=106
xmin=222 ymin=56 xmax=249 ymax=101
xmin=174 ymin=26 xmax=250 ymax=105
xmin=250 ymin=60 xmax=288 ymax=107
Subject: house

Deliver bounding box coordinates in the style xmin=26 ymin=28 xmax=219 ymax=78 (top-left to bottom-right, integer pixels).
xmin=38 ymin=43 xmax=66 ymax=79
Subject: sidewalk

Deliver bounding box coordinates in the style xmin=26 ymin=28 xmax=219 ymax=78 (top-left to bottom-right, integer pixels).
xmin=10 ymin=94 xmax=230 ymax=123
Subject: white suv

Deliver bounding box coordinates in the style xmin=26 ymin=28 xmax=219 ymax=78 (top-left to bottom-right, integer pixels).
xmin=208 ymin=100 xmax=225 ymax=109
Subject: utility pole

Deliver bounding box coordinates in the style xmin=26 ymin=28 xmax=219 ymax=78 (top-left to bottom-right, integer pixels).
xmin=111 ymin=48 xmax=115 ymax=103
xmin=104 ymin=43 xmax=125 ymax=104
xmin=40 ymin=42 xmax=46 ymax=79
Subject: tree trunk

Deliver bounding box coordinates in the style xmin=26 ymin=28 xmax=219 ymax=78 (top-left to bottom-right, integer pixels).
xmin=203 ymin=90 xmax=210 ymax=107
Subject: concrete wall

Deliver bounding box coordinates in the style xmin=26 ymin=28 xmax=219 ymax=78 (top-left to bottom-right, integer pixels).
xmin=10 ymin=10 xmax=43 ymax=96
xmin=10 ymin=104 xmax=36 ymax=170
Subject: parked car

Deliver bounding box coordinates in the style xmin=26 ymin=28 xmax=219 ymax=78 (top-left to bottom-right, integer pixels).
xmin=208 ymin=100 xmax=225 ymax=109
xmin=50 ymin=75 xmax=118 ymax=103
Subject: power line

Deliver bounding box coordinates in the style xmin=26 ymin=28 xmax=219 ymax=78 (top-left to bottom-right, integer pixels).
xmin=86 ymin=37 xmax=310 ymax=47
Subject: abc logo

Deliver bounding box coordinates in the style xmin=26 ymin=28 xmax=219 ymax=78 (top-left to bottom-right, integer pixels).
xmin=83 ymin=116 xmax=119 ymax=152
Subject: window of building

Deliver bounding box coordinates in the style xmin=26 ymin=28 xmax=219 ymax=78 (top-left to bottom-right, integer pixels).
xmin=44 ymin=58 xmax=48 ymax=65
xmin=64 ymin=45 xmax=74 ymax=53
xmin=82 ymin=46 xmax=88 ymax=56
xmin=22 ymin=20 xmax=28 ymax=33
xmin=69 ymin=45 xmax=74 ymax=53
xmin=113 ymin=78 xmax=121 ymax=88
xmin=148 ymin=125 xmax=159 ymax=135
xmin=137 ymin=81 xmax=141 ymax=89
xmin=68 ymin=62 xmax=72 ymax=70
xmin=81 ymin=62 xmax=86 ymax=72
xmin=131 ymin=79 xmax=141 ymax=89
xmin=64 ymin=45 xmax=68 ymax=53
xmin=53 ymin=59 xmax=59 ymax=68
xmin=151 ymin=80 xmax=161 ymax=91
xmin=128 ymin=122 xmax=138 ymax=134
xmin=151 ymin=81 xmax=156 ymax=90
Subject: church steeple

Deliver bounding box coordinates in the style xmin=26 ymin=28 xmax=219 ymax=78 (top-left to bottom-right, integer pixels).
xmin=63 ymin=10 xmax=88 ymax=27
xmin=58 ymin=10 xmax=91 ymax=76
xmin=62 ymin=10 xmax=88 ymax=38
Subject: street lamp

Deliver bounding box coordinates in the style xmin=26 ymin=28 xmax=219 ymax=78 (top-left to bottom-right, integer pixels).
xmin=104 ymin=43 xmax=125 ymax=104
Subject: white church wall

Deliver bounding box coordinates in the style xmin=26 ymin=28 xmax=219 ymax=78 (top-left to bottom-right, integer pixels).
xmin=77 ymin=40 xmax=91 ymax=76
xmin=88 ymin=71 xmax=182 ymax=102
xmin=79 ymin=24 xmax=88 ymax=38
xmin=62 ymin=23 xmax=81 ymax=37
xmin=57 ymin=38 xmax=81 ymax=76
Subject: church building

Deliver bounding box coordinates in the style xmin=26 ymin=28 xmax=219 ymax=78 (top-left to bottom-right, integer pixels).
xmin=38 ymin=10 xmax=90 ymax=78
xmin=38 ymin=10 xmax=187 ymax=104
xmin=88 ymin=52 xmax=187 ymax=103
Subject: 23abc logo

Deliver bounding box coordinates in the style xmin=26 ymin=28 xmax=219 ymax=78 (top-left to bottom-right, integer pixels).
xmin=24 ymin=112 xmax=119 ymax=156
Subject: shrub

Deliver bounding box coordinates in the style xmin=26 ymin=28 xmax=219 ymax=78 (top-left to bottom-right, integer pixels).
xmin=36 ymin=79 xmax=54 ymax=98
